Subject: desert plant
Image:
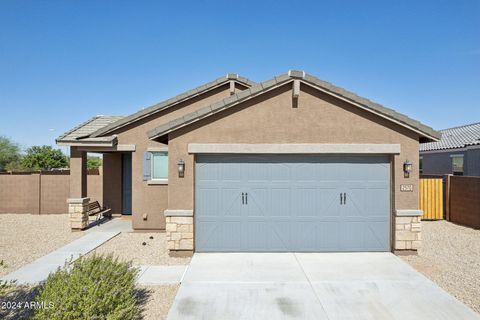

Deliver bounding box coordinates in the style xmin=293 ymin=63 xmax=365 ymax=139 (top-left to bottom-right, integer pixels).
xmin=0 ymin=280 xmax=17 ymax=296
xmin=33 ymin=254 xmax=139 ymax=320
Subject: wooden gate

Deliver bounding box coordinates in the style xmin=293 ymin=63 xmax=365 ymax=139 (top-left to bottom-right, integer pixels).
xmin=419 ymin=177 xmax=444 ymax=220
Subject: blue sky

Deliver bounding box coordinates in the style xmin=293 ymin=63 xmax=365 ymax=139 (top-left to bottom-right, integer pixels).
xmin=0 ymin=0 xmax=479 ymax=151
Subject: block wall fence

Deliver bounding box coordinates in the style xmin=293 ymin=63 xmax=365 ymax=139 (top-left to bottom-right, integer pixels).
xmin=0 ymin=169 xmax=102 ymax=214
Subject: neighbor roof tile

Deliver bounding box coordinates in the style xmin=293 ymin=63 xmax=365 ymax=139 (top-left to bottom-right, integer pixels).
xmin=421 ymin=122 xmax=480 ymax=151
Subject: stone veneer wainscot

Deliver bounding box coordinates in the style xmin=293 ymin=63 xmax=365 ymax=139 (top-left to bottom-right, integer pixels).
xmin=395 ymin=210 xmax=422 ymax=251
xmin=68 ymin=197 xmax=90 ymax=230
xmin=164 ymin=210 xmax=194 ymax=252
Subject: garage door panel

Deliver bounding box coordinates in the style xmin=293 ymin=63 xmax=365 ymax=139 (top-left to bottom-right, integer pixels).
xmin=220 ymin=222 xmax=244 ymax=251
xmin=364 ymin=221 xmax=390 ymax=250
xmin=292 ymin=187 xmax=340 ymax=218
xmin=316 ymin=166 xmax=342 ymax=181
xmin=292 ymin=188 xmax=320 ymax=217
xmin=195 ymin=163 xmax=218 ymax=182
xmin=220 ymin=188 xmax=242 ymax=217
xmin=243 ymin=221 xmax=295 ymax=251
xmin=269 ymin=188 xmax=291 ymax=217
xmin=319 ymin=188 xmax=342 ymax=217
xmin=344 ymin=190 xmax=367 ymax=218
xmin=364 ymin=189 xmax=390 ymax=216
xmin=291 ymin=163 xmax=313 ymax=181
xmin=339 ymin=222 xmax=366 ymax=250
xmin=220 ymin=163 xmax=243 ymax=182
xmin=365 ymin=164 xmax=391 ymax=180
xmin=246 ymin=188 xmax=268 ymax=217
xmin=196 ymin=188 xmax=219 ymax=216
xmin=195 ymin=221 xmax=220 ymax=251
xmin=197 ymin=220 xmax=244 ymax=251
xmin=291 ymin=222 xmax=342 ymax=251
xmin=317 ymin=222 xmax=341 ymax=250
xmin=269 ymin=163 xmax=291 ymax=182
xmin=243 ymin=221 xmax=269 ymax=251
xmin=346 ymin=184 xmax=389 ymax=219
xmin=243 ymin=162 xmax=270 ymax=182
xmin=268 ymin=221 xmax=291 ymax=251
xmin=195 ymin=155 xmax=390 ymax=252
xmin=290 ymin=221 xmax=316 ymax=250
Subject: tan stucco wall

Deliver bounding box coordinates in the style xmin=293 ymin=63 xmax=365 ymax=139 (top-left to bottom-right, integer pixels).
xmin=69 ymin=147 xmax=87 ymax=198
xmin=111 ymin=84 xmax=236 ymax=229
xmin=0 ymin=172 xmax=103 ymax=214
xmin=102 ymin=153 xmax=122 ymax=214
xmin=167 ymin=83 xmax=420 ymax=216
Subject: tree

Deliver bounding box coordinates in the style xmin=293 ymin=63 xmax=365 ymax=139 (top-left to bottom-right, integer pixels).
xmin=21 ymin=146 xmax=68 ymax=170
xmin=0 ymin=136 xmax=21 ymax=171
xmin=4 ymin=159 xmax=27 ymax=172
xmin=87 ymin=156 xmax=102 ymax=170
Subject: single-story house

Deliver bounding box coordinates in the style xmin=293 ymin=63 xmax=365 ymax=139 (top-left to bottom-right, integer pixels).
xmin=420 ymin=122 xmax=480 ymax=176
xmin=57 ymin=70 xmax=440 ymax=256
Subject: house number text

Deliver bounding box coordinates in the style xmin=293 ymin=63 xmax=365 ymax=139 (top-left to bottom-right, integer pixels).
xmin=400 ymin=184 xmax=414 ymax=192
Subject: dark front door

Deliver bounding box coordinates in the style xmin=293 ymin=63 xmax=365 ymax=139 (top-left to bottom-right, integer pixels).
xmin=122 ymin=153 xmax=132 ymax=215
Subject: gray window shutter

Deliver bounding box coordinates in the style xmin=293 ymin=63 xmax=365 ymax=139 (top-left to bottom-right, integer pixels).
xmin=143 ymin=152 xmax=151 ymax=181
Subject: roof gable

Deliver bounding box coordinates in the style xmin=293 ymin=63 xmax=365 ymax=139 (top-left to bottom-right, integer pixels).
xmin=90 ymin=74 xmax=255 ymax=138
xmin=147 ymin=70 xmax=440 ymax=141
xmin=421 ymin=122 xmax=480 ymax=151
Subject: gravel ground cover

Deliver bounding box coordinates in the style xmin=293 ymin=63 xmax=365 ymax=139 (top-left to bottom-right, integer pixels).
xmin=88 ymin=232 xmax=191 ymax=266
xmin=0 ymin=284 xmax=38 ymax=320
xmin=0 ymin=214 xmax=83 ymax=277
xmin=88 ymin=232 xmax=188 ymax=317
xmin=137 ymin=285 xmax=179 ymax=320
xmin=0 ymin=283 xmax=179 ymax=320
xmin=401 ymin=220 xmax=480 ymax=313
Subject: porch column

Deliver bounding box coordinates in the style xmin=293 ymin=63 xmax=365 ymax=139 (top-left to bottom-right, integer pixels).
xmin=68 ymin=147 xmax=89 ymax=230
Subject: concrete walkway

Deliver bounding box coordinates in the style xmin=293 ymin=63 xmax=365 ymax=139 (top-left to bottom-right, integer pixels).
xmin=1 ymin=218 xmax=131 ymax=285
xmin=167 ymin=252 xmax=480 ymax=320
xmin=137 ymin=265 xmax=188 ymax=285
xmin=1 ymin=217 xmax=189 ymax=285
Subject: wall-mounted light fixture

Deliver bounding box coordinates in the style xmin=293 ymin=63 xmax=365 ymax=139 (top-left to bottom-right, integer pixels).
xmin=177 ymin=159 xmax=185 ymax=178
xmin=403 ymin=160 xmax=413 ymax=178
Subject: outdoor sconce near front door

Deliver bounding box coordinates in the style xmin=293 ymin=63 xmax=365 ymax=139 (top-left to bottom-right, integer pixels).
xmin=403 ymin=160 xmax=413 ymax=178
xmin=177 ymin=159 xmax=185 ymax=178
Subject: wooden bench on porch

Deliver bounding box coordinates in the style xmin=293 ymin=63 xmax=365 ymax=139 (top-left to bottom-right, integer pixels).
xmin=87 ymin=201 xmax=112 ymax=222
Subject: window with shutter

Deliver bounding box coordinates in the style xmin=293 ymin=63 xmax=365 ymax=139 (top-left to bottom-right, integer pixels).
xmin=151 ymin=152 xmax=168 ymax=180
xmin=143 ymin=152 xmax=152 ymax=181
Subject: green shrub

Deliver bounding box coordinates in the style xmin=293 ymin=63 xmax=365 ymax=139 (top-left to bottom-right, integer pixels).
xmin=0 ymin=279 xmax=17 ymax=296
xmin=34 ymin=254 xmax=139 ymax=320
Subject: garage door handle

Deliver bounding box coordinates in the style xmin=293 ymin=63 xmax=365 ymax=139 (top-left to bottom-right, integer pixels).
xmin=340 ymin=193 xmax=343 ymax=205
xmin=242 ymin=193 xmax=245 ymax=204
xmin=245 ymin=192 xmax=248 ymax=205
xmin=343 ymin=193 xmax=346 ymax=204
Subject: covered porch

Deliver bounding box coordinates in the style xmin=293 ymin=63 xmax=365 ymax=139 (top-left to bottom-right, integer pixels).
xmin=65 ymin=143 xmax=134 ymax=230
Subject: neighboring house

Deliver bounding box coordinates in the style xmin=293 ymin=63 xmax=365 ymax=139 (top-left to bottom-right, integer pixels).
xmin=420 ymin=122 xmax=480 ymax=176
xmin=57 ymin=70 xmax=440 ymax=255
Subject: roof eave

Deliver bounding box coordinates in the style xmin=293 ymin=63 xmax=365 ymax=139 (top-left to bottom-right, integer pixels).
xmin=56 ymin=136 xmax=117 ymax=147
xmin=90 ymin=76 xmax=255 ymax=138
xmin=147 ymin=73 xmax=441 ymax=142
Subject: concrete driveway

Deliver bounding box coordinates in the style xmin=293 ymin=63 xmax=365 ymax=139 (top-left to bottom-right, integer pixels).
xmin=167 ymin=252 xmax=479 ymax=320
